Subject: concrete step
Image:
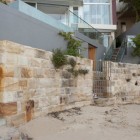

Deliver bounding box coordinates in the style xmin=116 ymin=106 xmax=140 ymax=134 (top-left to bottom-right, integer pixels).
xmin=94 ymin=98 xmax=115 ymax=106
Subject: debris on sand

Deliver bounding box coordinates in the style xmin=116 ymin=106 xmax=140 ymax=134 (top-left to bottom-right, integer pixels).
xmin=48 ymin=107 xmax=81 ymax=121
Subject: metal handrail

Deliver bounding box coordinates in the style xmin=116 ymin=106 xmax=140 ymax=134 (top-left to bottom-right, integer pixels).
xmin=104 ymin=39 xmax=116 ymax=60
xmin=116 ymin=38 xmax=126 ymax=62
xmin=66 ymin=10 xmax=103 ymax=45
xmin=104 ymin=38 xmax=126 ymax=62
xmin=68 ymin=10 xmax=101 ymax=34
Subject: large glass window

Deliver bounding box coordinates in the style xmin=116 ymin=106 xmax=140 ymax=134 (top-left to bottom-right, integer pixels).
xmin=83 ymin=0 xmax=111 ymax=24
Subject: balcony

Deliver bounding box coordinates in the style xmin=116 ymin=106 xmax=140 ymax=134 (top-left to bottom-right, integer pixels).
xmin=10 ymin=0 xmax=104 ymax=46
xmin=22 ymin=0 xmax=83 ymax=6
xmin=9 ymin=0 xmax=73 ymax=32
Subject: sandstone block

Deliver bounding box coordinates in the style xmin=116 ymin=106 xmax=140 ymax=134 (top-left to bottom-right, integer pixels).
xmin=32 ymin=88 xmax=46 ymax=97
xmin=23 ymin=47 xmax=36 ymax=58
xmin=41 ymin=60 xmax=50 ymax=68
xmin=61 ymin=70 xmax=72 ymax=79
xmin=35 ymin=49 xmax=52 ymax=60
xmin=62 ymin=79 xmax=77 ymax=87
xmin=44 ymin=69 xmax=58 ymax=78
xmin=3 ymin=65 xmax=14 ymax=77
xmin=45 ymin=88 xmax=61 ymax=96
xmin=10 ymin=113 xmax=26 ymax=127
xmin=38 ymin=97 xmax=50 ymax=107
xmin=49 ymin=96 xmax=60 ymax=106
xmin=27 ymin=78 xmax=39 ymax=89
xmin=29 ymin=58 xmax=41 ymax=67
xmin=0 ymin=102 xmax=17 ymax=116
xmin=2 ymin=91 xmax=18 ymax=103
xmin=0 ymin=40 xmax=24 ymax=54
xmin=1 ymin=78 xmax=20 ymax=92
xmin=39 ymin=78 xmax=60 ymax=88
xmin=5 ymin=53 xmax=18 ymax=65
xmin=34 ymin=68 xmax=45 ymax=78
xmin=21 ymin=67 xmax=34 ymax=78
xmin=17 ymin=56 xmax=28 ymax=66
xmin=0 ymin=53 xmax=6 ymax=64
xmin=19 ymin=79 xmax=28 ymax=90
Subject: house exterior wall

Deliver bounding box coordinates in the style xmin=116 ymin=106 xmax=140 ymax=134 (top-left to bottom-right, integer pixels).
xmin=117 ymin=17 xmax=136 ymax=37
xmin=116 ymin=0 xmax=137 ymax=37
xmin=1 ymin=2 xmax=107 ymax=60
xmin=73 ymin=0 xmax=117 ymax=48
xmin=22 ymin=0 xmax=117 ymax=48
xmin=0 ymin=3 xmax=69 ymax=52
xmin=68 ymin=0 xmax=117 ymax=32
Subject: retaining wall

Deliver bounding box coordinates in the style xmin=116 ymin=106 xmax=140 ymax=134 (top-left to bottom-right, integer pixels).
xmin=110 ymin=62 xmax=140 ymax=103
xmin=0 ymin=40 xmax=93 ymax=126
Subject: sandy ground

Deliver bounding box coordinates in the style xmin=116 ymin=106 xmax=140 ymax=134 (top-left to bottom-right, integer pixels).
xmin=0 ymin=104 xmax=140 ymax=140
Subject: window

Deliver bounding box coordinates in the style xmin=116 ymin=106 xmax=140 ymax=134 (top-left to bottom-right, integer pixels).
xmin=73 ymin=7 xmax=78 ymax=23
xmin=121 ymin=22 xmax=126 ymax=32
xmin=83 ymin=0 xmax=111 ymax=24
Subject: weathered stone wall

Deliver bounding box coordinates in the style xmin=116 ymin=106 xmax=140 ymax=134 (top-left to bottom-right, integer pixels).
xmin=0 ymin=40 xmax=93 ymax=126
xmin=109 ymin=62 xmax=140 ymax=103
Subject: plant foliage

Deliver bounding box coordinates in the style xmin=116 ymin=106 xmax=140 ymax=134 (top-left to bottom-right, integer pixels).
xmin=0 ymin=0 xmax=7 ymax=4
xmin=52 ymin=49 xmax=67 ymax=69
xmin=119 ymin=0 xmax=140 ymax=22
xmin=132 ymin=34 xmax=140 ymax=57
xmin=59 ymin=32 xmax=82 ymax=57
xmin=51 ymin=50 xmax=89 ymax=76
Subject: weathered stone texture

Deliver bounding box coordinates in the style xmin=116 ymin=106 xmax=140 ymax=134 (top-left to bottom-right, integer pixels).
xmin=0 ymin=40 xmax=93 ymax=126
xmin=0 ymin=102 xmax=17 ymax=116
xmin=109 ymin=62 xmax=140 ymax=104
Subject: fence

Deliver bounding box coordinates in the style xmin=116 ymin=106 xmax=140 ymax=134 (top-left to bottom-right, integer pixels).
xmin=93 ymin=60 xmax=111 ymax=97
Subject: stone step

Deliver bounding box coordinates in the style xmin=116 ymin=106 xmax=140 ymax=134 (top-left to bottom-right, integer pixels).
xmin=94 ymin=98 xmax=115 ymax=106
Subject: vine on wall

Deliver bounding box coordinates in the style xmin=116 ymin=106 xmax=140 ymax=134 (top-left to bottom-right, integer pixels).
xmin=59 ymin=32 xmax=82 ymax=57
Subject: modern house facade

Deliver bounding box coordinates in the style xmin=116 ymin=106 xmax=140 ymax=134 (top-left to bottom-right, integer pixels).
xmin=22 ymin=0 xmax=117 ymax=48
xmin=0 ymin=0 xmax=117 ymax=61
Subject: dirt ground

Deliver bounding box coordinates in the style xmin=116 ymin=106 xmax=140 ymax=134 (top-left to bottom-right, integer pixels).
xmin=0 ymin=104 xmax=140 ymax=140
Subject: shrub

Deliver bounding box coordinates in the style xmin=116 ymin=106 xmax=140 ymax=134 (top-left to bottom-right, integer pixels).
xmin=132 ymin=34 xmax=140 ymax=57
xmin=0 ymin=0 xmax=7 ymax=4
xmin=52 ymin=49 xmax=67 ymax=69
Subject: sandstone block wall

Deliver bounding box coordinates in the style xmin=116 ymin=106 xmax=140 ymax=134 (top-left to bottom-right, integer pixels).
xmin=0 ymin=40 xmax=93 ymax=126
xmin=109 ymin=62 xmax=140 ymax=103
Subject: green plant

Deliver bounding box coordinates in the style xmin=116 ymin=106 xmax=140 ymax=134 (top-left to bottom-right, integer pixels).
xmin=59 ymin=32 xmax=82 ymax=57
xmin=52 ymin=48 xmax=67 ymax=69
xmin=119 ymin=0 xmax=140 ymax=22
xmin=0 ymin=0 xmax=7 ymax=4
xmin=51 ymin=50 xmax=89 ymax=77
xmin=132 ymin=34 xmax=140 ymax=57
